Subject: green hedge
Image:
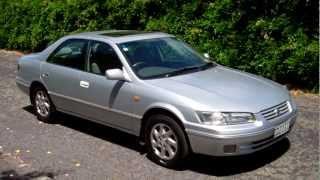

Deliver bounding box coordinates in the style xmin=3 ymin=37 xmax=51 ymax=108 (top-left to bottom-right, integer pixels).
xmin=0 ymin=0 xmax=318 ymax=91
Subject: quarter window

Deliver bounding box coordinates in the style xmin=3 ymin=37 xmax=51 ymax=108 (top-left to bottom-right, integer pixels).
xmin=88 ymin=41 xmax=122 ymax=75
xmin=47 ymin=39 xmax=88 ymax=70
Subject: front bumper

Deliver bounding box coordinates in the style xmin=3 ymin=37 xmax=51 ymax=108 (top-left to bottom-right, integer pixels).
xmin=186 ymin=112 xmax=297 ymax=156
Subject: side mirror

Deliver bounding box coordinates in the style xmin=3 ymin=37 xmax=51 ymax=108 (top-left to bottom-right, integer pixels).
xmin=203 ymin=53 xmax=210 ymax=59
xmin=105 ymin=69 xmax=129 ymax=81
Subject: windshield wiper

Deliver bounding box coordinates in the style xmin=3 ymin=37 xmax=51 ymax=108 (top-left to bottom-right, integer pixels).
xmin=169 ymin=66 xmax=201 ymax=75
xmin=144 ymin=62 xmax=215 ymax=79
xmin=199 ymin=62 xmax=215 ymax=70
xmin=166 ymin=62 xmax=215 ymax=77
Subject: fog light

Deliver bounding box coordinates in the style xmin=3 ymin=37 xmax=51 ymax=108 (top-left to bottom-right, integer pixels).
xmin=223 ymin=145 xmax=237 ymax=153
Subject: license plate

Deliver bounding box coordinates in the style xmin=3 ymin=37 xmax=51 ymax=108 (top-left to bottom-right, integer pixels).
xmin=274 ymin=120 xmax=290 ymax=138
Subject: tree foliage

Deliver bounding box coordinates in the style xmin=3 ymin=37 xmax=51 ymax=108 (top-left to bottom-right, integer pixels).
xmin=0 ymin=0 xmax=318 ymax=91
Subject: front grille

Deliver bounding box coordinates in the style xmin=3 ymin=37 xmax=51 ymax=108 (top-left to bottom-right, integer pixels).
xmin=261 ymin=101 xmax=290 ymax=121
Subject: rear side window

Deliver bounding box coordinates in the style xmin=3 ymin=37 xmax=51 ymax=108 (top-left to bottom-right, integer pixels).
xmin=88 ymin=41 xmax=122 ymax=75
xmin=47 ymin=39 xmax=88 ymax=71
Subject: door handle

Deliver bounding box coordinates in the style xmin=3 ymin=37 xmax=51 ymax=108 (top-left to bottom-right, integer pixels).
xmin=80 ymin=81 xmax=90 ymax=88
xmin=41 ymin=73 xmax=49 ymax=78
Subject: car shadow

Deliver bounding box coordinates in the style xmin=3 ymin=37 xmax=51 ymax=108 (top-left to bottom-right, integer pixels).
xmin=181 ymin=138 xmax=290 ymax=176
xmin=23 ymin=105 xmax=145 ymax=154
xmin=23 ymin=105 xmax=290 ymax=176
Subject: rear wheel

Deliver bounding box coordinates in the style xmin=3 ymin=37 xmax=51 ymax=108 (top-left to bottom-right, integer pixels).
xmin=145 ymin=114 xmax=189 ymax=168
xmin=31 ymin=87 xmax=56 ymax=123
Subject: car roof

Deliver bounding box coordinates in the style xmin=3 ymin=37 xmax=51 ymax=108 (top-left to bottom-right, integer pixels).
xmin=69 ymin=30 xmax=174 ymax=44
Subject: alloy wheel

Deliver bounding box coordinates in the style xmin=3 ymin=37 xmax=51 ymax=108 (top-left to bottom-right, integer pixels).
xmin=35 ymin=90 xmax=50 ymax=117
xmin=150 ymin=123 xmax=178 ymax=160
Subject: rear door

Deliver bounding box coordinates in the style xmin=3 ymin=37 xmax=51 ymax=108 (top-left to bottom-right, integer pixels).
xmin=41 ymin=39 xmax=89 ymax=113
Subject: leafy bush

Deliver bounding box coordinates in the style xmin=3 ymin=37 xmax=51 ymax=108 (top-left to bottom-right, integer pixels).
xmin=0 ymin=0 xmax=318 ymax=91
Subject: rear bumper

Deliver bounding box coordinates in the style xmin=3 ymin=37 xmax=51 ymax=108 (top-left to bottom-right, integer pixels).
xmin=187 ymin=113 xmax=297 ymax=156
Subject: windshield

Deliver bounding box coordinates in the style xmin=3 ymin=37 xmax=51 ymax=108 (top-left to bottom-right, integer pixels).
xmin=118 ymin=37 xmax=214 ymax=79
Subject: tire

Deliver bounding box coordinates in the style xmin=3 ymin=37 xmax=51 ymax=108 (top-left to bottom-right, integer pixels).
xmin=145 ymin=114 xmax=189 ymax=168
xmin=31 ymin=86 xmax=56 ymax=123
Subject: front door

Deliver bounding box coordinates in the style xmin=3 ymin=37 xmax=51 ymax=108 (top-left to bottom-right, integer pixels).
xmin=77 ymin=40 xmax=139 ymax=133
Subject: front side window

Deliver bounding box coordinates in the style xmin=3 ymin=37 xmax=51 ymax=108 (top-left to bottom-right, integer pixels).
xmin=47 ymin=39 xmax=88 ymax=70
xmin=88 ymin=41 xmax=123 ymax=75
xmin=118 ymin=37 xmax=214 ymax=79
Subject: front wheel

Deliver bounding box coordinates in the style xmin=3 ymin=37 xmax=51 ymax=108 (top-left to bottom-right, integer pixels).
xmin=145 ymin=114 xmax=189 ymax=168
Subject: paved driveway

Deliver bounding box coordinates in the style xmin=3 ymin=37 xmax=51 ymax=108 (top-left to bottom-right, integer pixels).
xmin=0 ymin=50 xmax=318 ymax=180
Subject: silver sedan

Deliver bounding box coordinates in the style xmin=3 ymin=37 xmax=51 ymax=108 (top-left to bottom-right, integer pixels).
xmin=16 ymin=30 xmax=297 ymax=167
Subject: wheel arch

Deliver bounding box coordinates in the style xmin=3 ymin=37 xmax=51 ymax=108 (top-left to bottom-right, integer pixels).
xmin=140 ymin=104 xmax=192 ymax=151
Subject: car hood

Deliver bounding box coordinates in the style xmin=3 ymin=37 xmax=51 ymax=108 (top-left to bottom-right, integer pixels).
xmin=147 ymin=66 xmax=290 ymax=113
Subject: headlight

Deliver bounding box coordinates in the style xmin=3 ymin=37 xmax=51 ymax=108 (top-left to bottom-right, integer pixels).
xmin=196 ymin=112 xmax=256 ymax=125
